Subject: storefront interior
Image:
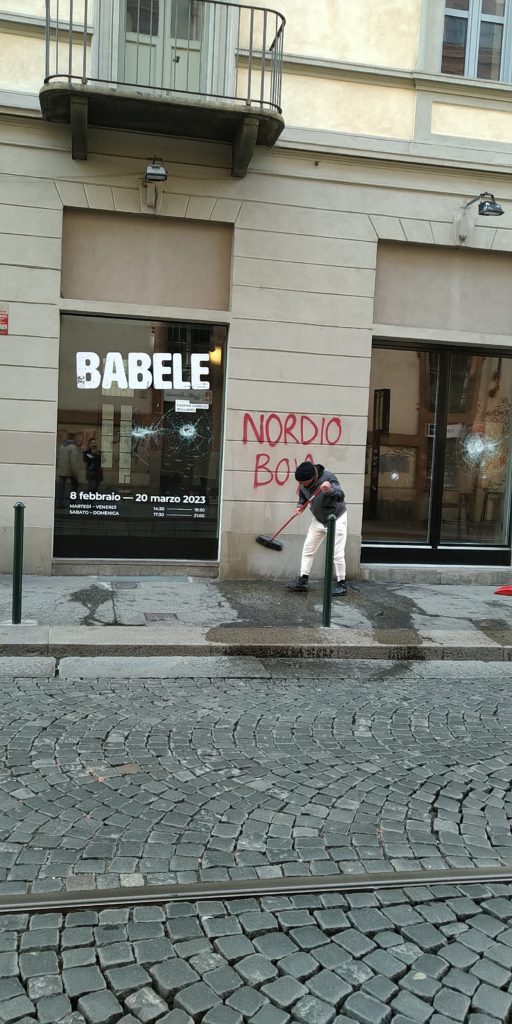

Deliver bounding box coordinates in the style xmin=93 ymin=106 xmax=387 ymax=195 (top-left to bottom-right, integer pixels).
xmin=54 ymin=314 xmax=226 ymax=560
xmin=363 ymin=345 xmax=512 ymax=564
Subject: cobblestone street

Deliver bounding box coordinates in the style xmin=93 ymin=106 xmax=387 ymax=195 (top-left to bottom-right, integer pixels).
xmin=3 ymin=881 xmax=512 ymax=1024
xmin=1 ymin=658 xmax=512 ymax=1022
xmin=2 ymin=662 xmax=512 ymax=894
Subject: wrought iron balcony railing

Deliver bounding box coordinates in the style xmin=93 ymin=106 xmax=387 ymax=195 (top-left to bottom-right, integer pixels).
xmin=41 ymin=0 xmax=285 ymax=173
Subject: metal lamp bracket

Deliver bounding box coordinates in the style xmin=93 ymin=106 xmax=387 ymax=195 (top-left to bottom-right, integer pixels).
xmin=454 ymin=207 xmax=474 ymax=246
xmin=140 ymin=179 xmax=165 ymax=214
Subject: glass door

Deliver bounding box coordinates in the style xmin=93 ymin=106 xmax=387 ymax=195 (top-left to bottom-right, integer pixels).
xmin=123 ymin=0 xmax=203 ymax=92
xmin=124 ymin=0 xmax=162 ymax=88
xmin=440 ymin=352 xmax=512 ymax=547
xmin=362 ymin=345 xmax=512 ymax=564
xmin=363 ymin=348 xmax=439 ymax=546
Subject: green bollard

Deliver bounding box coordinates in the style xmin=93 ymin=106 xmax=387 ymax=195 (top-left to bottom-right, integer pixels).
xmin=322 ymin=513 xmax=336 ymax=627
xmin=12 ymin=502 xmax=25 ymax=625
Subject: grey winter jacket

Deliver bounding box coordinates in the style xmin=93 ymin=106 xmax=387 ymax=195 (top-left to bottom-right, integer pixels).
xmin=56 ymin=441 xmax=83 ymax=481
xmin=297 ymin=464 xmax=346 ymax=524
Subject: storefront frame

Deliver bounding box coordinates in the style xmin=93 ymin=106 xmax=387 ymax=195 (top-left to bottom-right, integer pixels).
xmin=52 ymin=308 xmax=231 ymax=567
xmin=362 ymin=340 xmax=512 ymax=567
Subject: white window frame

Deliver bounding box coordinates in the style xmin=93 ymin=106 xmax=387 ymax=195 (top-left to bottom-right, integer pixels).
xmin=443 ymin=0 xmax=512 ymax=81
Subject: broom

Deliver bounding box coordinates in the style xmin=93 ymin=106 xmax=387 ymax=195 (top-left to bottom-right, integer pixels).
xmin=256 ymin=489 xmax=322 ymax=552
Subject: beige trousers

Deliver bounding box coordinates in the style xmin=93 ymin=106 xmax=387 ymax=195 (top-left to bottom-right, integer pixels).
xmin=300 ymin=511 xmax=348 ymax=580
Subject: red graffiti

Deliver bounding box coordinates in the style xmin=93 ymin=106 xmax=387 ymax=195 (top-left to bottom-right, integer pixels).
xmin=244 ymin=411 xmax=343 ymax=489
xmin=253 ymin=453 xmax=316 ymax=489
xmin=243 ymin=412 xmax=342 ymax=448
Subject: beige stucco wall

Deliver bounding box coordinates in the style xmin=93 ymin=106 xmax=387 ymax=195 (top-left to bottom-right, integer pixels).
xmin=0 ymin=120 xmax=373 ymax=576
xmin=6 ymin=0 xmax=85 ymax=14
xmin=61 ymin=210 xmax=233 ymax=310
xmin=0 ymin=34 xmax=45 ymax=95
xmin=13 ymin=0 xmax=421 ymax=70
xmin=432 ymin=102 xmax=512 ymax=145
xmin=1 ymin=114 xmax=512 ymax=577
xmin=257 ymin=0 xmax=421 ymax=69
xmin=5 ymin=0 xmax=512 ymax=158
xmin=2 ymin=4 xmax=512 ymax=578
xmin=0 ymin=32 xmax=90 ymax=96
xmin=281 ymin=75 xmax=416 ymax=140
xmin=375 ymin=243 xmax=512 ymax=335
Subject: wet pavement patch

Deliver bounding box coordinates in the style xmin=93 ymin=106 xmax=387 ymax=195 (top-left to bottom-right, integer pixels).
xmin=144 ymin=613 xmax=178 ymax=622
xmin=475 ymin=618 xmax=512 ymax=645
xmin=215 ymin=581 xmax=425 ymax=633
xmin=69 ymin=585 xmax=114 ymax=626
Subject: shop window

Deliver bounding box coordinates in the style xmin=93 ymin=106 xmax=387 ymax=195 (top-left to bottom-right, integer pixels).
xmin=54 ymin=314 xmax=226 ymax=561
xmin=442 ymin=0 xmax=511 ymax=81
xmin=363 ymin=345 xmax=512 ymax=563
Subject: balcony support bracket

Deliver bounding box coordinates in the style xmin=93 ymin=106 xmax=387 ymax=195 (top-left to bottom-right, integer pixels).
xmin=232 ymin=115 xmax=259 ymax=178
xmin=70 ymin=94 xmax=88 ymax=160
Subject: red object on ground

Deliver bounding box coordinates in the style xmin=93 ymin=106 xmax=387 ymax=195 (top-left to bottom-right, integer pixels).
xmin=495 ymin=585 xmax=512 ymax=595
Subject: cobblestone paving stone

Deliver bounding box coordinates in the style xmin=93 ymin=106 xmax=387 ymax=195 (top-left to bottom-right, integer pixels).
xmin=1 ymin=665 xmax=512 ymax=894
xmin=2 ymin=883 xmax=512 ymax=1022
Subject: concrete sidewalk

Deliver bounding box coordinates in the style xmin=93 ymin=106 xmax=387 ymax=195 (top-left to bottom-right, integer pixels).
xmin=2 ymin=572 xmax=512 ymax=660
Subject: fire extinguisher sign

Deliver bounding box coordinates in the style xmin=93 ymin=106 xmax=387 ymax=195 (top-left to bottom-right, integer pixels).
xmin=0 ymin=305 xmax=8 ymax=335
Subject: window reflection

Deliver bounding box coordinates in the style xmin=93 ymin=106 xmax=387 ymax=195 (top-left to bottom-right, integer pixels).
xmin=477 ymin=20 xmax=503 ymax=77
xmin=171 ymin=0 xmax=202 ymax=40
xmin=363 ymin=349 xmax=437 ymax=544
xmin=363 ymin=347 xmax=512 ymax=551
xmin=442 ymin=15 xmax=468 ymax=75
xmin=482 ymin=0 xmax=505 ymax=14
xmin=442 ymin=0 xmax=508 ymax=80
xmin=441 ymin=355 xmax=512 ymax=544
xmin=54 ymin=315 xmax=226 ymax=561
xmin=126 ymin=0 xmax=159 ymax=35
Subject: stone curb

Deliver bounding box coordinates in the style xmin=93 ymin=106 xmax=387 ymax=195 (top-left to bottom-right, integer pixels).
xmin=0 ymin=623 xmax=510 ymax=661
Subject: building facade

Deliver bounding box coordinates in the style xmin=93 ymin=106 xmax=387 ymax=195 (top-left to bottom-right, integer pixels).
xmin=2 ymin=0 xmax=512 ymax=578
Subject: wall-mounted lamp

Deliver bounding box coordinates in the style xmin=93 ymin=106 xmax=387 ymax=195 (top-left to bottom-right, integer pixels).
xmin=464 ymin=192 xmax=504 ymax=217
xmin=455 ymin=191 xmax=505 ymax=245
xmin=141 ymin=159 xmax=167 ymax=213
xmin=144 ymin=162 xmax=168 ymax=183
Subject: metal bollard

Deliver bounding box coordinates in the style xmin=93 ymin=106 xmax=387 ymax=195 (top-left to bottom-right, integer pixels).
xmin=12 ymin=502 xmax=25 ymax=625
xmin=322 ymin=513 xmax=336 ymax=627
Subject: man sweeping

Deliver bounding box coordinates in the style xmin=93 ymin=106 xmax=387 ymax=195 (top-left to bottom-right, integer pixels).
xmin=287 ymin=461 xmax=347 ymax=596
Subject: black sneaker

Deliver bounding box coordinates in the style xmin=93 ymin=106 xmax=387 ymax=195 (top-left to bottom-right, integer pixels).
xmin=286 ymin=576 xmax=309 ymax=592
xmin=333 ymin=580 xmax=347 ymax=597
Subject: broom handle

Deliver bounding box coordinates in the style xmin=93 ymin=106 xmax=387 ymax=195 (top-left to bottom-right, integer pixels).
xmin=270 ymin=488 xmax=323 ymax=542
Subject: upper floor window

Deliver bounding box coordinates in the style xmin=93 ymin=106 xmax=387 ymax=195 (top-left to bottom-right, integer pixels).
xmin=442 ymin=1 xmax=510 ymax=81
xmin=126 ymin=0 xmax=159 ymax=36
xmin=126 ymin=0 xmax=201 ymax=40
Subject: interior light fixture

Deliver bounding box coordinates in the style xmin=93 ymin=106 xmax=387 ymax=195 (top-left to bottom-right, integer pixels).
xmin=209 ymin=346 xmax=222 ymax=366
xmin=463 ymin=192 xmax=504 ymax=216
